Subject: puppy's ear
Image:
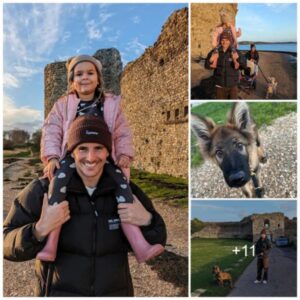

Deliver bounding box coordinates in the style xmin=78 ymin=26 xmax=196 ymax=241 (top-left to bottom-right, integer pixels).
xmin=191 ymin=114 xmax=216 ymax=156
xmin=228 ymin=102 xmax=252 ymax=132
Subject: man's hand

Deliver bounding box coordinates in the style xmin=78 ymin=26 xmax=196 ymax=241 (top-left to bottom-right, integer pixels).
xmin=118 ymin=195 xmax=152 ymax=226
xmin=44 ymin=158 xmax=60 ymax=181
xmin=35 ymin=194 xmax=70 ymax=240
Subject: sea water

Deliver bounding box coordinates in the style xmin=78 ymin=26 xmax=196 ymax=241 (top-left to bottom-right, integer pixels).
xmin=238 ymin=43 xmax=297 ymax=53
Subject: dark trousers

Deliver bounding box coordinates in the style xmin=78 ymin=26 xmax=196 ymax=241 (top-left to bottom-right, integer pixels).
xmin=216 ymin=86 xmax=238 ymax=99
xmin=48 ymin=154 xmax=133 ymax=205
xmin=256 ymin=257 xmax=269 ymax=281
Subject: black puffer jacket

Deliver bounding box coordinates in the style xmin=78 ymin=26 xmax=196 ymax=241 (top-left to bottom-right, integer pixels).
xmin=3 ymin=170 xmax=167 ymax=296
xmin=255 ymin=237 xmax=271 ymax=257
xmin=205 ymin=48 xmax=246 ymax=88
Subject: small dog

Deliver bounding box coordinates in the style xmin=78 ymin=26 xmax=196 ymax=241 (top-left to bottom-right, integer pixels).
xmin=212 ymin=265 xmax=233 ymax=288
xmin=265 ymin=77 xmax=278 ymax=99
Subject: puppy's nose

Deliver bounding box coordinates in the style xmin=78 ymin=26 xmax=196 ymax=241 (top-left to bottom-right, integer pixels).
xmin=228 ymin=171 xmax=246 ymax=187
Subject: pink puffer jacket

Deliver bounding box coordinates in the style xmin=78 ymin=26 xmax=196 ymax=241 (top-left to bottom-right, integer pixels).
xmin=41 ymin=92 xmax=134 ymax=166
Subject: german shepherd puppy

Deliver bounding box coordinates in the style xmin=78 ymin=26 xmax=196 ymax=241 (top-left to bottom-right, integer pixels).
xmin=191 ymin=102 xmax=267 ymax=198
xmin=212 ymin=265 xmax=233 ymax=288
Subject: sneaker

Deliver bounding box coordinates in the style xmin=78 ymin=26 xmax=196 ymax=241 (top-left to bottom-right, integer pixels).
xmin=254 ymin=280 xmax=261 ymax=284
xmin=262 ymin=280 xmax=267 ymax=284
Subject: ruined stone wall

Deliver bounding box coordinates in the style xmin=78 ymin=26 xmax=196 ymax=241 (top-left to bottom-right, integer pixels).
xmin=191 ymin=3 xmax=238 ymax=59
xmin=251 ymin=213 xmax=285 ymax=242
xmin=121 ymin=8 xmax=188 ymax=177
xmin=44 ymin=48 xmax=122 ymax=118
xmin=284 ymin=217 xmax=297 ymax=245
xmin=191 ymin=221 xmax=252 ymax=240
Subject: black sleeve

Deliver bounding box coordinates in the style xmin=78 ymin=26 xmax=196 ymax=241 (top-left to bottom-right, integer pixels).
xmin=130 ymin=182 xmax=167 ymax=246
xmin=238 ymin=51 xmax=247 ymax=69
xmin=3 ymin=179 xmax=47 ymax=262
xmin=205 ymin=50 xmax=214 ymax=69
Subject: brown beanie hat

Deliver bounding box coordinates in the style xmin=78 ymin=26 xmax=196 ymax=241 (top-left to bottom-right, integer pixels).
xmin=220 ymin=30 xmax=232 ymax=41
xmin=67 ymin=116 xmax=112 ymax=153
xmin=261 ymin=229 xmax=266 ymax=235
xmin=66 ymin=55 xmax=103 ymax=83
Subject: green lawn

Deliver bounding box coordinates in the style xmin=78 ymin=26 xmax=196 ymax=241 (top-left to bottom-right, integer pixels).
xmin=191 ymin=102 xmax=297 ymax=167
xmin=191 ymin=238 xmax=255 ymax=296
xmin=130 ymin=168 xmax=188 ymax=208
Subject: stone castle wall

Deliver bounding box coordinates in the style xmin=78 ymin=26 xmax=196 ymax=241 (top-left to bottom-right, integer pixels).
xmin=191 ymin=3 xmax=238 ymax=59
xmin=120 ymin=8 xmax=188 ymax=177
xmin=192 ymin=213 xmax=288 ymax=242
xmin=44 ymin=8 xmax=188 ymax=178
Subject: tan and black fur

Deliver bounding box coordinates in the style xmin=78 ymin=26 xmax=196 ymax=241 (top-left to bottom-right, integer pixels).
xmin=191 ymin=102 xmax=267 ymax=198
xmin=212 ymin=265 xmax=233 ymax=288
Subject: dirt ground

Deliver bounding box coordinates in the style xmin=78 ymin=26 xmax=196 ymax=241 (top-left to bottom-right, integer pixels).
xmin=3 ymin=159 xmax=188 ymax=297
xmin=191 ymin=52 xmax=297 ymax=100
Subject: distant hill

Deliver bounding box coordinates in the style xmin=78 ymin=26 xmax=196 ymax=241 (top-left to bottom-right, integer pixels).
xmin=239 ymin=41 xmax=297 ymax=45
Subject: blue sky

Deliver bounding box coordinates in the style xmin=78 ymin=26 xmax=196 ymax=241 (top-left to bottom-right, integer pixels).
xmin=191 ymin=200 xmax=297 ymax=222
xmin=3 ymin=3 xmax=187 ymax=133
xmin=236 ymin=3 xmax=297 ymax=42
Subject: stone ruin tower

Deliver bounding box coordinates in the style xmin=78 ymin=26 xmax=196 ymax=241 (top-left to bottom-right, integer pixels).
xmin=121 ymin=8 xmax=188 ymax=178
xmin=44 ymin=8 xmax=188 ymax=178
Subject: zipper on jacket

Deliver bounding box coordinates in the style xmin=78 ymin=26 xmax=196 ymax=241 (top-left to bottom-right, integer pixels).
xmin=89 ymin=199 xmax=98 ymax=296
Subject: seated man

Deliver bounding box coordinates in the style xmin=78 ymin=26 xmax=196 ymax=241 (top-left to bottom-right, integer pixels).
xmin=3 ymin=115 xmax=167 ymax=297
xmin=205 ymin=31 xmax=246 ymax=99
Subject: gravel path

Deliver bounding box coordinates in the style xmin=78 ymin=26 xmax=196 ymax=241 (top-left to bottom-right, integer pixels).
xmin=191 ymin=113 xmax=297 ymax=198
xmin=3 ymin=160 xmax=188 ymax=297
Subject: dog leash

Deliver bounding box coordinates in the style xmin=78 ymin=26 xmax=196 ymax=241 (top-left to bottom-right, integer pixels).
xmin=257 ymin=64 xmax=269 ymax=84
xmin=251 ymin=169 xmax=263 ymax=198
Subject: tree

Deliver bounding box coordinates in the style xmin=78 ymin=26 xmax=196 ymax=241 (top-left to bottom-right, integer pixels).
xmin=30 ymin=129 xmax=42 ymax=154
xmin=191 ymin=218 xmax=205 ymax=234
xmin=7 ymin=129 xmax=30 ymax=145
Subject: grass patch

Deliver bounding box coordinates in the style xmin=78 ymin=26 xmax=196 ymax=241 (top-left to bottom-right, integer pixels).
xmin=3 ymin=150 xmax=31 ymax=158
xmin=191 ymin=102 xmax=297 ymax=167
xmin=191 ymin=238 xmax=255 ymax=296
xmin=130 ymin=168 xmax=188 ymax=208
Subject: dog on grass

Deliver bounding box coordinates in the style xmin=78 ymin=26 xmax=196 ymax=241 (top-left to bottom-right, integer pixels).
xmin=212 ymin=265 xmax=233 ymax=288
xmin=191 ymin=102 xmax=267 ymax=198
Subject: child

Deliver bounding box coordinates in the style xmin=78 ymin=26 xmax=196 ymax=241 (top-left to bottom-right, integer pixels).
xmin=210 ymin=9 xmax=242 ymax=69
xmin=38 ymin=55 xmax=164 ymax=263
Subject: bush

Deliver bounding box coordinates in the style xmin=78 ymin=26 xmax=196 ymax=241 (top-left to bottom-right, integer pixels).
xmin=3 ymin=139 xmax=15 ymax=150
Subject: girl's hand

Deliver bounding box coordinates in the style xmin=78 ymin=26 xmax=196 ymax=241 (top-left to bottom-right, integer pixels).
xmin=44 ymin=158 xmax=60 ymax=181
xmin=118 ymin=194 xmax=152 ymax=226
xmin=35 ymin=194 xmax=70 ymax=239
xmin=118 ymin=155 xmax=131 ymax=169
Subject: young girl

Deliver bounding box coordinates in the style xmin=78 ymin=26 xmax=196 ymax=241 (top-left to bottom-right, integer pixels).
xmin=210 ymin=10 xmax=242 ymax=69
xmin=38 ymin=55 xmax=164 ymax=263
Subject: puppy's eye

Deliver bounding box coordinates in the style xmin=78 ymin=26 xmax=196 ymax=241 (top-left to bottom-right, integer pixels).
xmin=237 ymin=143 xmax=244 ymax=151
xmin=216 ymin=150 xmax=223 ymax=158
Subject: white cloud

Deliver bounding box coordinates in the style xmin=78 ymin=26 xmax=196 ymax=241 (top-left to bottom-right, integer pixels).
xmin=14 ymin=65 xmax=41 ymax=78
xmin=125 ymin=37 xmax=147 ymax=55
xmin=62 ymin=31 xmax=71 ymax=43
xmin=132 ymin=16 xmax=141 ymax=24
xmin=107 ymin=30 xmax=121 ymax=43
xmin=3 ymin=73 xmax=19 ymax=88
xmin=86 ymin=20 xmax=103 ymax=40
xmin=99 ymin=12 xmax=114 ymax=24
xmin=4 ymin=95 xmax=43 ymax=133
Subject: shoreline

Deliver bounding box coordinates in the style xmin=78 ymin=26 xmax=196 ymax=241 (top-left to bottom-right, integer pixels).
xmin=240 ymin=50 xmax=297 ymax=57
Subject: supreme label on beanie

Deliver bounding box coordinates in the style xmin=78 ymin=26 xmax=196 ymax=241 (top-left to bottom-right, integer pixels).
xmin=85 ymin=130 xmax=99 ymax=135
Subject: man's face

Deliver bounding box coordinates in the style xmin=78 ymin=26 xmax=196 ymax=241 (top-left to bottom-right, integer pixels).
xmin=72 ymin=143 xmax=109 ymax=183
xmin=261 ymin=233 xmax=266 ymax=239
xmin=221 ymin=38 xmax=230 ymax=50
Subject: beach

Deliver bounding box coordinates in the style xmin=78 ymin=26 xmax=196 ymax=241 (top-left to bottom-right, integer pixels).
xmin=191 ymin=51 xmax=297 ymax=100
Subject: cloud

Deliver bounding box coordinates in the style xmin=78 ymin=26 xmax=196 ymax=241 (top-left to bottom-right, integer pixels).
xmin=265 ymin=3 xmax=293 ymax=13
xmin=3 ymin=73 xmax=19 ymax=88
xmin=86 ymin=20 xmax=103 ymax=40
xmin=14 ymin=65 xmax=42 ymax=78
xmin=99 ymin=12 xmax=114 ymax=24
xmin=107 ymin=30 xmax=121 ymax=43
xmin=4 ymin=95 xmax=43 ymax=133
xmin=132 ymin=16 xmax=141 ymax=24
xmin=62 ymin=31 xmax=71 ymax=43
xmin=125 ymin=37 xmax=147 ymax=55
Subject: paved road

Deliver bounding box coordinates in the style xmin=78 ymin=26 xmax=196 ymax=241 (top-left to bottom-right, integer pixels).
xmin=229 ymin=247 xmax=297 ymax=297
